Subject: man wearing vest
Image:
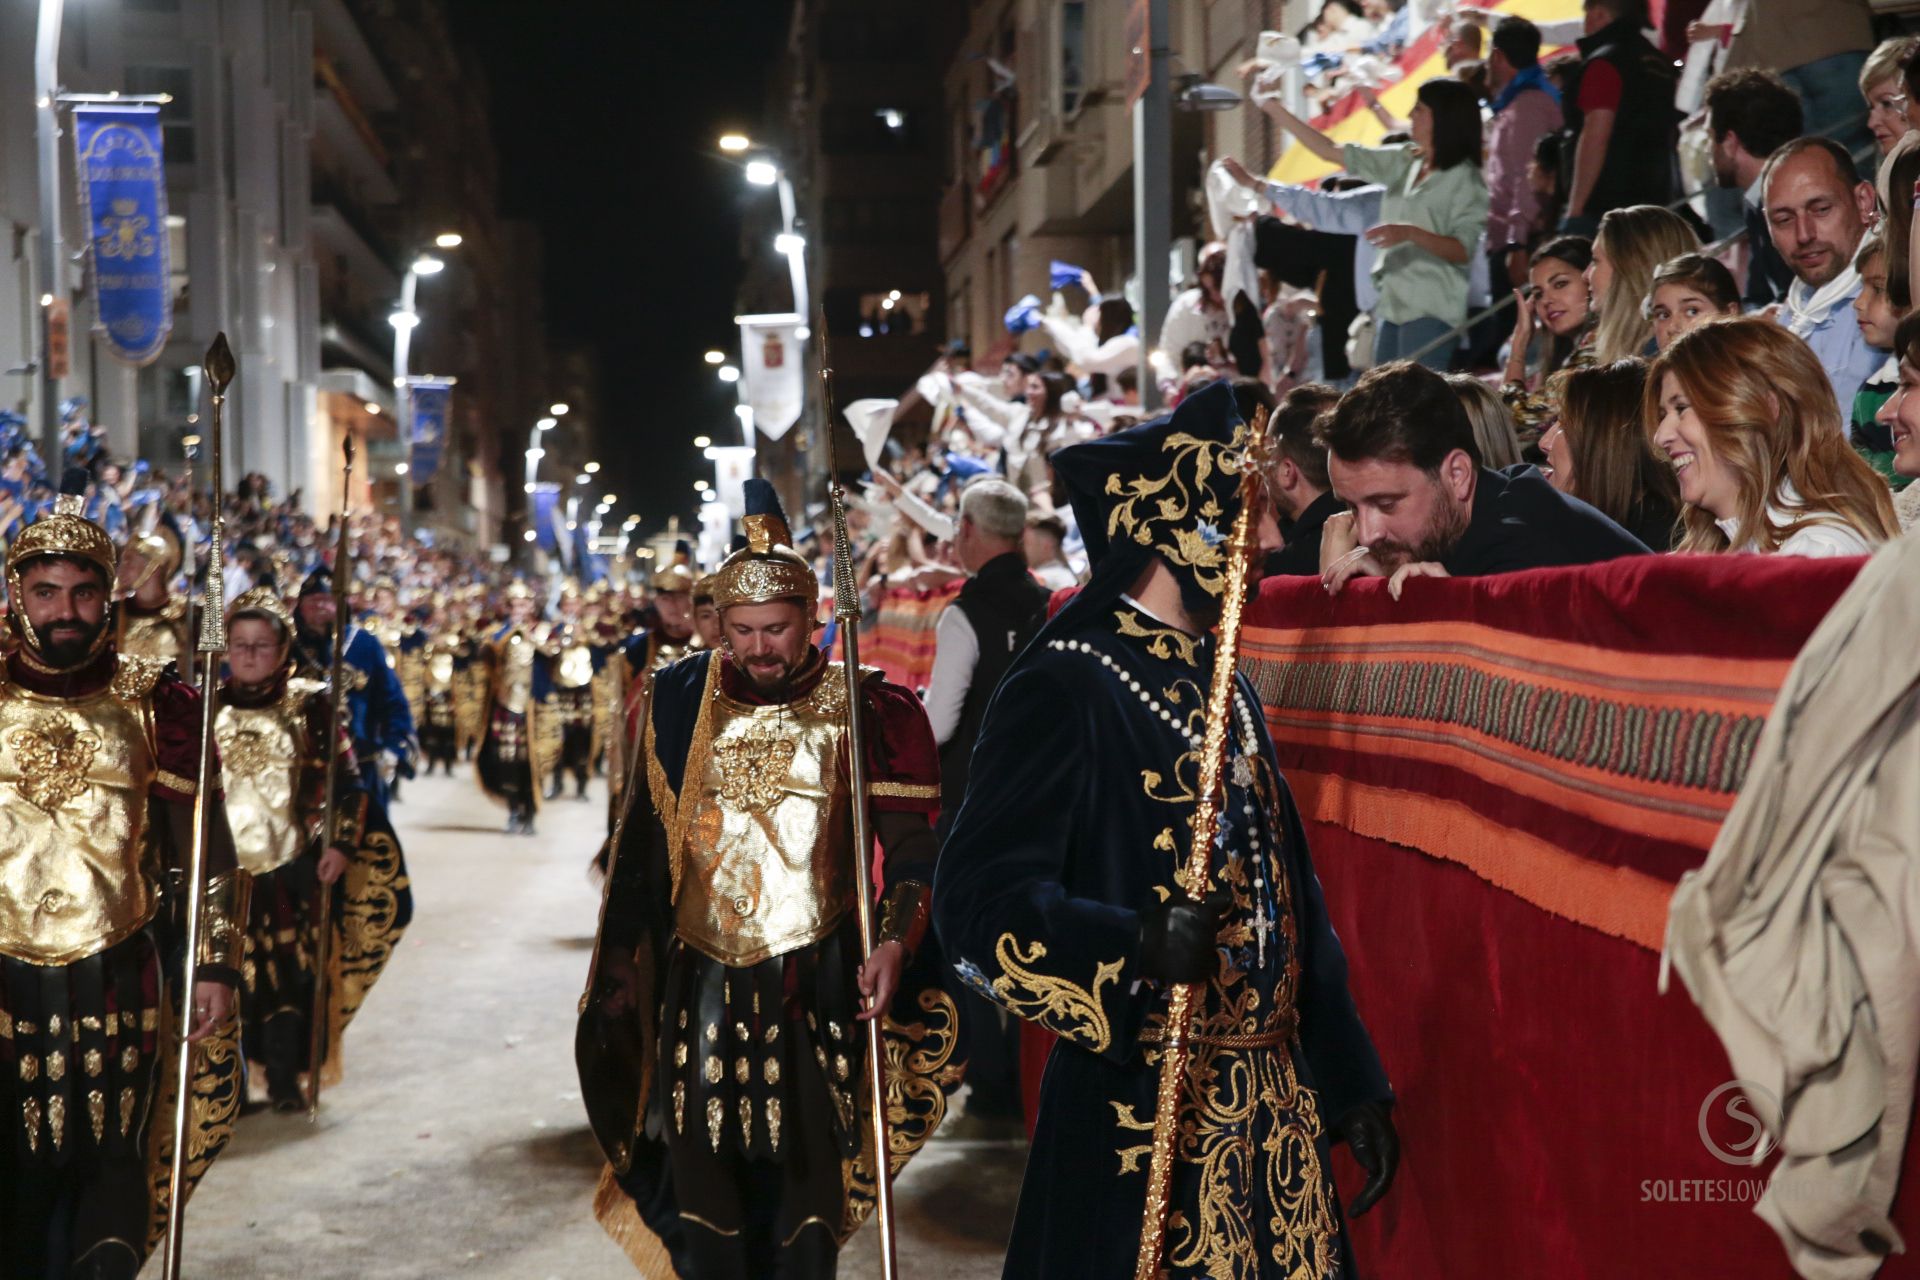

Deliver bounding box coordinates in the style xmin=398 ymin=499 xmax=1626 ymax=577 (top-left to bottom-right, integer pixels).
xmin=924 ymin=477 xmax=1049 ymax=1128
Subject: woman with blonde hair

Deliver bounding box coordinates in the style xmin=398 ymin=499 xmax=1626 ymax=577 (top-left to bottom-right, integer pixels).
xmin=1590 ymin=206 xmax=1700 ymax=363
xmin=1648 ymin=317 xmax=1897 ymax=556
xmin=1445 ymin=373 xmax=1523 ymax=469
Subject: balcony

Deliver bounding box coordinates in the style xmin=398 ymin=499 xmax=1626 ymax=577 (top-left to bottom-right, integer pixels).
xmin=312 ymin=80 xmax=398 ymax=208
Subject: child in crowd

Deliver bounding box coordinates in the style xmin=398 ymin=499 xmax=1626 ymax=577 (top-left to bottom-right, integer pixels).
xmin=1850 ymin=231 xmax=1912 ymax=490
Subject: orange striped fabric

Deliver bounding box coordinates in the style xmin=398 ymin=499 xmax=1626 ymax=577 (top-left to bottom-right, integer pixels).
xmin=854 ymin=580 xmax=961 ymax=691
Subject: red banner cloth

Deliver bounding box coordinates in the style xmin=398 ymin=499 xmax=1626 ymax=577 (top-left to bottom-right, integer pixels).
xmin=1252 ymin=555 xmax=1920 ymax=1277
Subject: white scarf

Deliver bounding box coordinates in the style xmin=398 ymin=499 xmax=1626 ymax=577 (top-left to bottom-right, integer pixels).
xmin=1780 ymin=261 xmax=1860 ymax=338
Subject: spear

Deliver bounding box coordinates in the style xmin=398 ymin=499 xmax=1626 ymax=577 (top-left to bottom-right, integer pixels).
xmin=308 ymin=435 xmax=356 ymax=1119
xmin=159 ymin=332 xmax=234 ymax=1280
xmin=1133 ymin=412 xmax=1270 ymax=1280
xmin=820 ymin=328 xmax=899 ymax=1279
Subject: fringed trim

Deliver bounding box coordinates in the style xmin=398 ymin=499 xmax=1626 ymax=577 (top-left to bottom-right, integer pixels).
xmin=592 ymin=1163 xmax=681 ymax=1277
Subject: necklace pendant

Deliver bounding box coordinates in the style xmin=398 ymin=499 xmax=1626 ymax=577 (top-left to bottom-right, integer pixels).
xmin=1232 ymin=756 xmax=1254 ymax=789
xmin=1251 ymin=904 xmax=1273 ymax=969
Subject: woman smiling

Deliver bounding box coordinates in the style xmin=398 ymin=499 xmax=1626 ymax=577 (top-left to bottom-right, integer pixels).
xmin=1648 ymin=318 xmax=1896 ymax=557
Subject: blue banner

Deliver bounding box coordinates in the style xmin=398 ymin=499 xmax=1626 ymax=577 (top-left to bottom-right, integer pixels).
xmin=530 ymin=482 xmax=563 ymax=553
xmin=73 ymin=106 xmax=172 ymax=366
xmin=406 ymin=379 xmax=452 ymax=485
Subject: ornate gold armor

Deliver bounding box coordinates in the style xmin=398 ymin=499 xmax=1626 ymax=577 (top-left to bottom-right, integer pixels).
xmin=216 ymin=678 xmax=323 ymax=877
xmin=670 ymin=665 xmax=855 ymax=968
xmin=498 ymin=630 xmax=535 ymax=714
xmin=0 ymin=666 xmax=161 ymax=965
xmin=119 ymin=598 xmax=188 ymax=666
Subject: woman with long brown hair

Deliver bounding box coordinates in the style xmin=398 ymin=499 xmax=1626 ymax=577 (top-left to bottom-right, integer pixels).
xmin=1590 ymin=206 xmax=1700 ymax=364
xmin=1647 ymin=318 xmax=1897 ymax=556
xmin=1542 ymin=359 xmax=1681 ymax=550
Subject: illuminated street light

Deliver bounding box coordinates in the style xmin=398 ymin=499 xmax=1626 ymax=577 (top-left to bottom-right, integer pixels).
xmin=694 ymin=479 xmax=710 ymax=492
xmin=718 ymin=365 xmax=740 ymax=384
xmin=703 ymin=350 xmax=726 ymax=365
xmin=718 ymin=133 xmax=752 ymax=153
xmin=773 ymin=232 xmax=805 ymax=255
xmin=584 ymin=461 xmax=601 ymax=474
xmin=365 ymin=402 xmax=382 ymax=415
xmin=602 ymin=494 xmax=617 ymax=505
xmin=522 ymin=529 xmax=536 ymax=542
xmin=536 ymin=416 xmax=557 ymax=431
xmin=888 ymin=289 xmax=902 ymax=301
xmin=411 ymin=255 xmax=445 ymax=276
xmin=387 ymin=310 xmax=420 ymax=331
xmin=693 ymin=435 xmax=711 ymax=448
xmin=550 ymin=402 xmax=570 ymax=416
xmin=576 ymin=473 xmax=591 ymax=485
xmin=394 ymin=462 xmax=409 ymax=476
xmin=434 ymin=232 xmax=464 ymax=249
xmin=745 ymin=159 xmax=778 ymax=187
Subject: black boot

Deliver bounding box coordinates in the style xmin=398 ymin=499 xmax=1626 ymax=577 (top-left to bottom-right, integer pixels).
xmin=263 ymin=1014 xmax=305 ymax=1113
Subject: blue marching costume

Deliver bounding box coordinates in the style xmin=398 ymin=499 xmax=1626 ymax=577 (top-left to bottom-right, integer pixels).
xmin=292 ymin=571 xmax=417 ymax=813
xmin=933 ymin=381 xmax=1398 ymax=1279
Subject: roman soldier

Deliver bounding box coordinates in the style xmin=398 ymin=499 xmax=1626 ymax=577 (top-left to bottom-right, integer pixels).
xmin=578 ymin=480 xmax=962 ymax=1279
xmin=450 ymin=585 xmax=488 ymax=761
xmin=292 ymin=569 xmax=417 ymax=814
xmin=415 ymin=599 xmax=462 ymax=777
xmin=114 ymin=510 xmax=189 ymax=666
xmin=602 ymin=562 xmax=694 ymax=828
xmin=217 ymin=585 xmax=409 ymax=1113
xmin=0 ymin=476 xmax=248 ymax=1279
xmin=933 ymin=382 xmax=1399 ymax=1278
xmin=475 ymin=581 xmax=556 ymax=834
xmin=542 ymin=610 xmax=604 ymax=801
xmin=688 ymin=573 xmax=722 ymax=651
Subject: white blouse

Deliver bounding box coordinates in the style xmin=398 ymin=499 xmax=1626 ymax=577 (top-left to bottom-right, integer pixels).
xmin=1714 ymin=480 xmax=1881 ymax=558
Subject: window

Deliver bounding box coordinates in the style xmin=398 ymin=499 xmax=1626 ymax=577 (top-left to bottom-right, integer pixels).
xmin=854 ymin=291 xmax=929 ymax=338
xmin=1059 ymin=2 xmax=1087 ymax=117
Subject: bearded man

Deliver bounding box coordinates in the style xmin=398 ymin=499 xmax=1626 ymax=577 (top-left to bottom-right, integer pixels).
xmin=0 ymin=478 xmax=246 ymax=1279
xmin=1318 ymin=361 xmax=1647 ymax=597
xmin=579 ymin=480 xmax=961 ymax=1280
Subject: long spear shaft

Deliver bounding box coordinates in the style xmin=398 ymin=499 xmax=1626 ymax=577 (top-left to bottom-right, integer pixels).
xmin=308 ymin=436 xmax=356 ymax=1120
xmin=160 ymin=332 xmax=235 ymax=1280
xmin=1133 ymin=420 xmax=1268 ymax=1280
xmin=820 ymin=330 xmax=899 ymax=1279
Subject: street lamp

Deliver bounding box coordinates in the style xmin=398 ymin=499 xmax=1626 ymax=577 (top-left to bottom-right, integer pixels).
xmin=744 ymin=159 xmax=778 ymax=187
xmin=584 ymin=461 xmax=601 ymax=474
xmin=410 ymin=254 xmax=445 ymax=276
xmin=717 ymin=365 xmax=740 ymax=384
xmin=718 ymin=133 xmax=752 ymax=153
xmin=703 ymin=349 xmax=726 ymax=365
xmin=550 ymin=402 xmax=570 ymax=416
xmin=536 ymin=416 xmax=557 ymax=431
xmin=433 ymin=231 xmax=464 ymax=249
xmin=694 ymin=435 xmax=711 ymax=449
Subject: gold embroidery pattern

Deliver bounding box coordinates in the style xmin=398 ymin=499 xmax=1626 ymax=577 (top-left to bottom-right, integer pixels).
xmin=1100 ymin=424 xmax=1249 ymax=597
xmin=706 ymin=1097 xmax=724 ymax=1152
xmin=767 ymin=1098 xmax=782 ymax=1150
xmin=108 ymin=653 xmax=168 ymax=700
xmin=155 ymin=768 xmax=196 ymax=795
xmin=213 ymin=722 xmax=278 ymax=782
xmin=867 ymin=780 xmax=940 ymax=800
xmin=8 ymin=715 xmax=102 ymax=812
xmin=144 ymin=1017 xmax=242 ymax=1252
xmin=841 ymin=987 xmax=966 ymax=1241
xmin=712 ymin=720 xmax=798 ymax=812
xmin=988 ymin=933 xmax=1123 ymax=1054
xmin=1115 ymin=609 xmax=1201 ymax=665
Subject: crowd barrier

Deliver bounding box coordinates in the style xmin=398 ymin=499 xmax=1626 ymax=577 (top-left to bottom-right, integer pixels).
xmin=1246 ymin=554 xmax=1920 ymax=1277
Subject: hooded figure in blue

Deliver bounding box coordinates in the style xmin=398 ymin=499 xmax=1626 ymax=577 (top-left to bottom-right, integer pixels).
xmin=292 ymin=568 xmax=418 ymax=811
xmin=933 ymin=379 xmax=1398 ymax=1279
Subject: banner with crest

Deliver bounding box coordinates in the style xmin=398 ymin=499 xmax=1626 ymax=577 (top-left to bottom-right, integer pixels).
xmin=406 ymin=378 xmax=453 ymax=485
xmin=736 ymin=312 xmax=805 ymax=441
xmin=73 ymin=105 xmax=172 ymax=366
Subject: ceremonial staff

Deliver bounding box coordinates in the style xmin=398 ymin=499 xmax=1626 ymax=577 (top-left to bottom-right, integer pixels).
xmin=309 ymin=435 xmax=356 ymax=1119
xmin=1134 ymin=413 xmax=1269 ymax=1280
xmin=160 ymin=332 xmax=235 ymax=1280
xmin=819 ymin=330 xmax=900 ymax=1279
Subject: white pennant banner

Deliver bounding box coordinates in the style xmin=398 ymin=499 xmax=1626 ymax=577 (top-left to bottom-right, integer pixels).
xmin=736 ymin=312 xmax=805 ymax=441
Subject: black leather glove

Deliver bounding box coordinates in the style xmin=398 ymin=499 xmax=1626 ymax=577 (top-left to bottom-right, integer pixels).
xmin=1134 ymin=889 xmax=1232 ymax=984
xmin=1332 ymin=1099 xmax=1399 ymax=1217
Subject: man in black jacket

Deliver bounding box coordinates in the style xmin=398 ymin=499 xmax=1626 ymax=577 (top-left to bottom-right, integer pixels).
xmin=1562 ymin=0 xmax=1679 ymax=233
xmin=1262 ymin=383 xmax=1345 ymax=577
xmin=1319 ymin=361 xmax=1649 ymax=596
xmin=924 ymin=476 xmax=1049 ymax=1127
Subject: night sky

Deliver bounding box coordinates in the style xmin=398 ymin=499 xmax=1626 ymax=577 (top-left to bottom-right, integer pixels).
xmin=455 ymin=0 xmax=794 ymax=540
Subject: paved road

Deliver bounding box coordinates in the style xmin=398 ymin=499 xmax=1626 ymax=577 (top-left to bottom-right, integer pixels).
xmin=185 ymin=769 xmax=1022 ymax=1278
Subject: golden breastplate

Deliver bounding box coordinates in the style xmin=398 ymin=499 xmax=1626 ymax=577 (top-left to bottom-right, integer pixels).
xmin=557 ymin=644 xmax=594 ymax=690
xmin=501 ymin=633 xmax=534 ymax=714
xmin=120 ymin=607 xmax=184 ymax=666
xmin=674 ymin=669 xmax=854 ymax=967
xmin=217 ymin=682 xmax=318 ymax=876
xmin=0 ymin=677 xmax=159 ymax=965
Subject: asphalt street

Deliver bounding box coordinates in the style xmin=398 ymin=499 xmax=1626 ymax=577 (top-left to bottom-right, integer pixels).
xmin=183 ymin=769 xmax=1023 ymax=1278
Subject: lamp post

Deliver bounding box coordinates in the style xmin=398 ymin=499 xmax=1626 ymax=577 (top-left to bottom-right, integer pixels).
xmin=389 ymin=241 xmax=457 ymax=535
